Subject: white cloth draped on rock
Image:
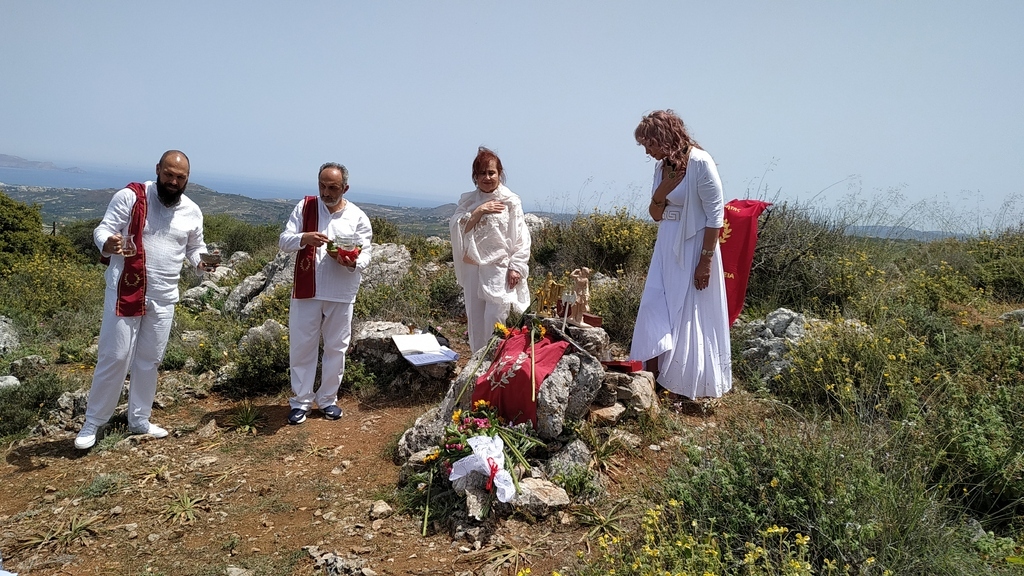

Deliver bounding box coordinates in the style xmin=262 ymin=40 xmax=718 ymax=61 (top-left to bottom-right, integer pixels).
xmin=630 ymin=150 xmax=732 ymax=399
xmin=450 ymin=184 xmax=531 ymax=351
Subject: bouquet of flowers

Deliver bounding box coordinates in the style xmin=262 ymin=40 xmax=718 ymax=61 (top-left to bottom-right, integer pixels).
xmin=420 ymin=399 xmax=544 ymax=533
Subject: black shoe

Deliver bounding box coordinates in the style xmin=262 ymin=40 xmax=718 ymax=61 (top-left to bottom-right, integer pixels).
xmin=288 ymin=408 xmax=308 ymax=425
xmin=322 ymin=405 xmax=343 ymax=420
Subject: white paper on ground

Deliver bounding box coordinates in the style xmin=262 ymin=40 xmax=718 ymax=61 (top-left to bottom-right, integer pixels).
xmin=392 ymin=333 xmax=441 ymax=355
xmin=403 ymin=346 xmax=459 ymax=366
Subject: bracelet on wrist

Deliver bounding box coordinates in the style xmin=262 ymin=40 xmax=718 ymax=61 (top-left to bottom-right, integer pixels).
xmin=700 ymin=248 xmax=715 ymax=258
xmin=651 ymin=199 xmax=666 ymax=207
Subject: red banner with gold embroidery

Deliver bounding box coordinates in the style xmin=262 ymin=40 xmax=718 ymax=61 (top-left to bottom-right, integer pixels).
xmin=719 ymin=199 xmax=771 ymax=325
xmin=472 ymin=330 xmax=569 ymax=426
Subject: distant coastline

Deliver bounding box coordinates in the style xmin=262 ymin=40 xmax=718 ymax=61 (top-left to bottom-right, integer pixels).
xmin=0 ymin=161 xmax=441 ymax=209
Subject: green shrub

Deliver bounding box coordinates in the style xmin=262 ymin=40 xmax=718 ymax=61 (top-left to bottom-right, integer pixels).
xmin=403 ymin=234 xmax=452 ymax=264
xmin=58 ymin=218 xmax=103 ymax=264
xmin=354 ymin=271 xmax=431 ymax=325
xmin=217 ymin=327 xmax=290 ymax=398
xmin=341 ymin=359 xmax=378 ymax=399
xmin=202 ymin=213 xmax=282 ymax=255
xmin=745 ymin=201 xmax=852 ymax=314
xmin=551 ymin=464 xmax=601 ymax=502
xmin=370 ymin=216 xmax=400 ymax=244
xmin=532 ymin=208 xmax=656 ymax=277
xmin=768 ymin=318 xmax=925 ymax=422
xmin=161 ymin=316 xmax=234 ymax=375
xmin=654 ymin=418 xmax=988 ymax=574
xmin=0 ymin=192 xmax=46 ymax=272
xmin=81 ymin=473 xmax=126 ymax=498
xmin=0 ymin=254 xmax=104 ymax=321
xmin=0 ymin=371 xmax=74 ymax=439
xmin=428 ymin=268 xmax=462 ymax=317
xmin=589 ymin=271 xmax=646 ymax=347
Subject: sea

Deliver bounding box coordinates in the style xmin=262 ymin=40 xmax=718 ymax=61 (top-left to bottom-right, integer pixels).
xmin=0 ymin=165 xmax=441 ymax=208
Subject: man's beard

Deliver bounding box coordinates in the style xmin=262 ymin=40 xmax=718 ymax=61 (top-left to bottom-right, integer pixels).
xmin=321 ymin=194 xmax=342 ymax=208
xmin=156 ymin=178 xmax=186 ymax=206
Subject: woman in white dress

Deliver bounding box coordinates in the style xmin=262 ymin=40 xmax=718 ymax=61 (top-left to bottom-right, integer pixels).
xmin=450 ymin=147 xmax=531 ymax=352
xmin=630 ymin=110 xmax=732 ymax=399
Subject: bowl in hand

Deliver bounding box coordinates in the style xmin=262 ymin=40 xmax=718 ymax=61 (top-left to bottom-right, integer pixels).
xmin=200 ymin=251 xmax=222 ymax=266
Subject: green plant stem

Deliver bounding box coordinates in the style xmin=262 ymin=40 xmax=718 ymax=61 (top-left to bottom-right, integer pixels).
xmin=422 ymin=467 xmax=432 ymax=537
xmin=455 ymin=335 xmax=498 ymax=405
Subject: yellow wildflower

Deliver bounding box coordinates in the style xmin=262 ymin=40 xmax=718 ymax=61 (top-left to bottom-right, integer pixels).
xmin=451 ymin=409 xmax=462 ymax=423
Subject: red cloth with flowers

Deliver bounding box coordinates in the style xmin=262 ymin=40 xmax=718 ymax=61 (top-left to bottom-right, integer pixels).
xmin=472 ymin=328 xmax=569 ymax=426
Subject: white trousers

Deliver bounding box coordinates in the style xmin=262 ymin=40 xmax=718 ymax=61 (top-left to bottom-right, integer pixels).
xmin=464 ymin=290 xmax=509 ymax=353
xmin=85 ymin=291 xmax=175 ymax=429
xmin=289 ymin=298 xmax=353 ymax=411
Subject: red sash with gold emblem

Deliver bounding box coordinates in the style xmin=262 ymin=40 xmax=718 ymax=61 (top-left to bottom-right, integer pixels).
xmin=114 ymin=182 xmax=149 ymax=317
xmin=292 ymin=196 xmax=319 ymax=299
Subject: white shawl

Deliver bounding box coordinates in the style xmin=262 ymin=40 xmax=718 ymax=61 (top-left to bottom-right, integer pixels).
xmin=449 ymin=184 xmax=531 ymax=312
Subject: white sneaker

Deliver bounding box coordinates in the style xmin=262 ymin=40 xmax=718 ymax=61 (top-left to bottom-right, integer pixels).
xmin=75 ymin=423 xmax=100 ymax=450
xmin=129 ymin=423 xmax=169 ymax=439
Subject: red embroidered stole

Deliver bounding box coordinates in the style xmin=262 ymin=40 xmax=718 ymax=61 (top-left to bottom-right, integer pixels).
xmin=292 ymin=196 xmax=319 ymax=299
xmin=114 ymin=182 xmax=149 ymax=317
xmin=473 ymin=331 xmax=570 ymax=426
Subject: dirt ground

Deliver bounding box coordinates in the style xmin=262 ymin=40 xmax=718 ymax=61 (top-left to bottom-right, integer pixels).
xmin=0 ymin=359 xmax=731 ymax=576
xmin=0 ymin=394 xmax=719 ymax=575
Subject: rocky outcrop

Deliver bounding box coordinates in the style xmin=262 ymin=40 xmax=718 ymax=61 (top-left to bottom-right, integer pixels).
xmin=0 ymin=316 xmax=19 ymax=355
xmin=10 ymin=355 xmax=47 ymax=381
xmin=360 ymin=243 xmax=412 ymax=291
xmin=223 ymin=244 xmax=413 ymax=319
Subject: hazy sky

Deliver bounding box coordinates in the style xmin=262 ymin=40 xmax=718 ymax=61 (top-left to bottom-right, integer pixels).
xmin=2 ymin=1 xmax=1022 ymax=228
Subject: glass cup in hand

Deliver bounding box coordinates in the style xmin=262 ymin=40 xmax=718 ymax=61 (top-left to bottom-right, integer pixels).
xmin=121 ymin=234 xmax=137 ymax=257
xmin=335 ymin=235 xmax=361 ymax=259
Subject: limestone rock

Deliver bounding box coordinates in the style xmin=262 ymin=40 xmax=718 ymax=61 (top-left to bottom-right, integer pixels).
xmin=562 ymin=325 xmax=610 ymax=361
xmin=546 ymin=439 xmax=592 ymax=475
xmin=181 ymin=281 xmax=230 ymax=312
xmin=226 ymin=251 xmax=252 ymax=268
xmin=589 ymin=403 xmax=626 ymax=425
xmin=0 ymin=375 xmax=19 ymax=389
xmin=238 ymin=319 xmax=287 ymax=353
xmin=0 ymin=316 xmax=18 ymax=355
xmin=501 ymin=478 xmax=569 ymax=517
xmin=368 ymin=500 xmax=393 ymax=520
xmin=223 ymin=270 xmax=268 ymax=315
xmin=595 ymin=371 xmax=629 ymax=407
xmin=10 ymin=354 xmax=47 ymax=380
xmin=523 ymin=213 xmax=550 ymax=237
xmin=361 ymin=243 xmax=412 ymax=291
xmin=617 ymin=371 xmax=658 ymax=415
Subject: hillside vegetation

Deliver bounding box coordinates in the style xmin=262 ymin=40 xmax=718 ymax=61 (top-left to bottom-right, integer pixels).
xmin=2 ymin=190 xmax=1024 ymax=575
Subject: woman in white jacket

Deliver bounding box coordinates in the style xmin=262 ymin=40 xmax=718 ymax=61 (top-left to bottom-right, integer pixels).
xmin=450 ymin=147 xmax=531 ymax=352
xmin=630 ymin=110 xmax=732 ymax=399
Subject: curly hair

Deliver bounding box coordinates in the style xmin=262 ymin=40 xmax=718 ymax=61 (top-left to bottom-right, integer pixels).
xmin=471 ymin=146 xmax=506 ymax=186
xmin=634 ymin=110 xmax=701 ymax=171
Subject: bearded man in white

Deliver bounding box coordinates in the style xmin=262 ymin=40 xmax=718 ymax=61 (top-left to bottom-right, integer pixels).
xmin=76 ymin=150 xmax=215 ymax=450
xmin=279 ymin=162 xmax=373 ymax=425
xmin=450 ymin=147 xmax=531 ymax=352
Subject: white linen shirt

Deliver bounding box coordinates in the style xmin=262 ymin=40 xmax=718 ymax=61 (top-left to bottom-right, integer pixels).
xmin=93 ymin=181 xmax=207 ymax=304
xmin=278 ymin=198 xmax=373 ymax=303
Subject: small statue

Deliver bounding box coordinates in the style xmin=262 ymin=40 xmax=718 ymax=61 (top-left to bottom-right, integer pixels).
xmin=539 ymin=272 xmax=557 ymax=315
xmin=569 ymin=267 xmax=591 ymax=327
xmin=546 ymin=276 xmax=565 ymax=318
